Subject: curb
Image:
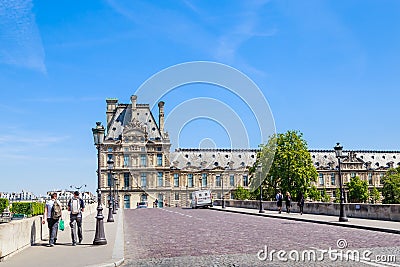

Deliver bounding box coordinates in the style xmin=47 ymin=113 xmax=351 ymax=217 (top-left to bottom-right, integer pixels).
xmin=210 ymin=207 xmax=400 ymax=235
xmin=85 ymin=209 xmax=125 ymax=267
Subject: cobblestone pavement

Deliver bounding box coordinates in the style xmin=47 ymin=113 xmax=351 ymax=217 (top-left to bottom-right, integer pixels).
xmin=123 ymin=208 xmax=400 ymax=266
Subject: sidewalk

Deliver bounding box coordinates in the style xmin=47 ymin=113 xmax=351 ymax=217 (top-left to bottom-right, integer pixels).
xmin=1 ymin=208 xmax=124 ymax=267
xmin=211 ymin=206 xmax=400 ymax=235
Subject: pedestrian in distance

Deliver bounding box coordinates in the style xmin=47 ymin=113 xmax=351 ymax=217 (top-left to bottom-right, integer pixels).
xmin=285 ymin=191 xmax=292 ymax=213
xmin=298 ymin=193 xmax=305 ymax=215
xmin=276 ymin=191 xmax=283 ymax=214
xmin=68 ymin=191 xmax=85 ymax=246
xmin=154 ymin=199 xmax=159 ymax=208
xmin=42 ymin=192 xmax=62 ymax=247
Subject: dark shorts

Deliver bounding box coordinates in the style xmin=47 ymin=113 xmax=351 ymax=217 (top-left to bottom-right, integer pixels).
xmin=277 ymin=200 xmax=282 ymax=207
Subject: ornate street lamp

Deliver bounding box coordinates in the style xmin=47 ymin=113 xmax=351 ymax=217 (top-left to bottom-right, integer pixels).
xmin=107 ymin=158 xmax=115 ymax=222
xmin=115 ymin=179 xmax=120 ymax=210
xmin=257 ymin=164 xmax=265 ymax=213
xmin=112 ymin=175 xmax=118 ymax=214
xmin=221 ymin=168 xmax=227 ymax=209
xmin=334 ymin=143 xmax=348 ymax=222
xmin=92 ymin=122 xmax=107 ymax=245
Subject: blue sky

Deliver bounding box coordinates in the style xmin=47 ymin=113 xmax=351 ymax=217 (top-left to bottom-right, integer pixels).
xmin=1 ymin=0 xmax=399 ymax=196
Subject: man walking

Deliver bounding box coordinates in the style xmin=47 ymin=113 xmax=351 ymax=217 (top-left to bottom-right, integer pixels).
xmin=276 ymin=191 xmax=283 ymax=214
xmin=42 ymin=192 xmax=62 ymax=247
xmin=68 ymin=191 xmax=85 ymax=246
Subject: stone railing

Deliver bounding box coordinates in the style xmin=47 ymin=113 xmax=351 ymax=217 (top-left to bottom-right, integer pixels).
xmin=0 ymin=203 xmax=97 ymax=261
xmin=214 ymin=200 xmax=400 ymax=221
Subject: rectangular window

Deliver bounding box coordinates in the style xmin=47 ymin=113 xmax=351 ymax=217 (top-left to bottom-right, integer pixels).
xmin=107 ymin=154 xmax=113 ymax=161
xmin=331 ymin=173 xmax=335 ymax=186
xmin=202 ymin=173 xmax=207 ymax=188
xmin=157 ymin=147 xmax=162 ymax=151
xmin=174 ymin=173 xmax=179 ymax=187
xmin=157 ymin=172 xmax=163 ymax=187
xmin=216 ymin=175 xmax=221 ymax=187
xmin=124 ymin=155 xmax=130 ymax=167
xmin=368 ymin=173 xmax=373 ymax=185
xmin=319 ymin=173 xmax=324 ymax=185
xmin=157 ymin=154 xmax=162 ymax=166
xmin=107 ymin=148 xmax=113 ymax=152
xmin=243 ymin=175 xmax=249 ymax=187
xmin=379 ymin=173 xmax=384 ymax=185
xmin=187 ymin=174 xmax=193 ymax=187
xmin=140 ymin=173 xmax=147 ymax=187
xmin=124 ymin=173 xmax=130 ymax=188
xmin=107 ymin=173 xmax=112 ymax=187
xmin=175 ymin=192 xmax=180 ymax=200
xmin=230 ymin=175 xmax=235 ymax=186
xmin=140 ymin=154 xmax=147 ymax=167
xmin=124 ymin=195 xmax=130 ymax=209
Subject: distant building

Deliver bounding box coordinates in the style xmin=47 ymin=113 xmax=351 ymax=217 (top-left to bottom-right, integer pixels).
xmin=98 ymin=95 xmax=399 ymax=208
xmin=0 ymin=190 xmax=36 ymax=202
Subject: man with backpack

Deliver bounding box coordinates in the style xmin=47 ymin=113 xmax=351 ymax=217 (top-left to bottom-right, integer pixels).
xmin=42 ymin=192 xmax=62 ymax=247
xmin=68 ymin=191 xmax=85 ymax=246
xmin=276 ymin=191 xmax=283 ymax=214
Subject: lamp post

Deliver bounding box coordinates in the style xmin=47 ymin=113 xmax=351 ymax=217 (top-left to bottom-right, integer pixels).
xmin=107 ymin=158 xmax=115 ymax=222
xmin=115 ymin=179 xmax=120 ymax=210
xmin=112 ymin=176 xmax=117 ymax=214
xmin=222 ymin=167 xmax=229 ymax=209
xmin=257 ymin=164 xmax=265 ymax=213
xmin=334 ymin=143 xmax=348 ymax=222
xmin=92 ymin=122 xmax=107 ymax=245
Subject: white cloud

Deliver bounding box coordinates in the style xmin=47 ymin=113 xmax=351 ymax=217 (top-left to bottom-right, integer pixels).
xmin=0 ymin=0 xmax=46 ymax=73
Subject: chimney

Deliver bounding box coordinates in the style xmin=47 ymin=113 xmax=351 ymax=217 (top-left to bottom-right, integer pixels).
xmin=106 ymin=98 xmax=118 ymax=129
xmin=158 ymin=101 xmax=165 ymax=135
xmin=131 ymin=95 xmax=137 ymax=111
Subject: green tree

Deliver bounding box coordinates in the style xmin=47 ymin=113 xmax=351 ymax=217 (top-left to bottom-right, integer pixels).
xmin=334 ymin=188 xmax=341 ymax=203
xmin=370 ymin=187 xmax=381 ymax=204
xmin=0 ymin=198 xmax=9 ymax=213
xmin=256 ymin=130 xmax=317 ymax=200
xmin=381 ymin=167 xmax=400 ymax=204
xmin=249 ymin=134 xmax=277 ymax=200
xmin=321 ymin=187 xmax=331 ymax=202
xmin=308 ymin=185 xmax=321 ymax=201
xmin=234 ymin=186 xmax=251 ymax=200
xmin=346 ymin=176 xmax=369 ymax=203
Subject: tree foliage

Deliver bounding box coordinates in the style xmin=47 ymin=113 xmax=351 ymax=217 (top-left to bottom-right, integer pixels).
xmin=234 ymin=186 xmax=251 ymax=200
xmin=334 ymin=188 xmax=341 ymax=203
xmin=370 ymin=187 xmax=381 ymax=204
xmin=346 ymin=176 xmax=369 ymax=203
xmin=0 ymin=198 xmax=9 ymax=213
xmin=381 ymin=167 xmax=400 ymax=204
xmin=254 ymin=130 xmax=317 ymax=201
xmin=308 ymin=185 xmax=321 ymax=201
xmin=321 ymin=187 xmax=330 ymax=202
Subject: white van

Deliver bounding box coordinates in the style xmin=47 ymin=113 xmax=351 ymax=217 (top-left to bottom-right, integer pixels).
xmin=191 ymin=190 xmax=213 ymax=208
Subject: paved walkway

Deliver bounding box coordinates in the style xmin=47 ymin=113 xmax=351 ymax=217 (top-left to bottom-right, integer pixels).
xmin=1 ymin=208 xmax=124 ymax=267
xmin=211 ymin=206 xmax=400 ymax=234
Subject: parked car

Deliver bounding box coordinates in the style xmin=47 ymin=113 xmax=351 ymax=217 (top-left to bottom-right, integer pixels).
xmin=137 ymin=201 xmax=148 ymax=208
xmin=191 ymin=190 xmax=213 ymax=208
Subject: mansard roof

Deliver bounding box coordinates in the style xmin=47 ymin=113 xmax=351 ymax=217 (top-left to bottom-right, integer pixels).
xmin=309 ymin=150 xmax=400 ymax=171
xmin=105 ymin=103 xmax=165 ymax=142
xmin=170 ymin=148 xmax=257 ymax=170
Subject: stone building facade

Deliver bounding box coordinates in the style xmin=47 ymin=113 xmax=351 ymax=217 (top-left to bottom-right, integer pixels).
xmin=310 ymin=150 xmax=400 ymax=200
xmin=100 ymin=96 xmax=256 ymax=208
xmin=99 ymin=95 xmax=399 ymax=208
